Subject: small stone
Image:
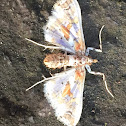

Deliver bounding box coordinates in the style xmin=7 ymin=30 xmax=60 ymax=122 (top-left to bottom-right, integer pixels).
xmin=28 ymin=116 xmax=35 ymax=123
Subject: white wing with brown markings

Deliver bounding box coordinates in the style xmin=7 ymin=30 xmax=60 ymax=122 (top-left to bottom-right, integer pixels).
xmin=44 ymin=68 xmax=86 ymax=126
xmin=43 ymin=0 xmax=86 ymax=53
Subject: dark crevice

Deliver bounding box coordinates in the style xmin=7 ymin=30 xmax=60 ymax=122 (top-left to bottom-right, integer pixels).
xmin=0 ymin=97 xmax=34 ymax=118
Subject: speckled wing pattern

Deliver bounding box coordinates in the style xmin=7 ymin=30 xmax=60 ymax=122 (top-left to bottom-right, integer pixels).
xmin=43 ymin=0 xmax=85 ymax=53
xmin=44 ymin=67 xmax=86 ymax=126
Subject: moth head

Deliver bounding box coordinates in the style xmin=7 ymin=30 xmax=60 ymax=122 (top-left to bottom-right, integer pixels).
xmin=87 ymin=57 xmax=98 ymax=65
xmin=93 ymin=59 xmax=98 ymax=63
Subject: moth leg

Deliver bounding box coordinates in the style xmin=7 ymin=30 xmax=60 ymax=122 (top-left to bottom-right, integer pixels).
xmin=26 ymin=74 xmax=60 ymax=91
xmin=49 ymin=72 xmax=53 ymax=76
xmin=85 ymin=65 xmax=114 ymax=98
xmin=85 ymin=25 xmax=104 ymax=56
xmin=85 ymin=47 xmax=102 ymax=56
xmin=25 ymin=38 xmax=62 ymax=50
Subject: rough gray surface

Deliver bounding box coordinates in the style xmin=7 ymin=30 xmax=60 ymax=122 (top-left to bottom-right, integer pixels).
xmin=0 ymin=0 xmax=126 ymax=126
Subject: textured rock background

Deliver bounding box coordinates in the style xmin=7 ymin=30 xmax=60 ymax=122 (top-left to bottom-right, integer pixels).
xmin=0 ymin=0 xmax=126 ymax=126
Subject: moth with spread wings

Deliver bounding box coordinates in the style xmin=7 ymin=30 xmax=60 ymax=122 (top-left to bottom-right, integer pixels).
xmin=26 ymin=0 xmax=114 ymax=126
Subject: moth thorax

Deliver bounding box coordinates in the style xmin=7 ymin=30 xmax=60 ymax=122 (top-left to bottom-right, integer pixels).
xmin=44 ymin=53 xmax=69 ymax=69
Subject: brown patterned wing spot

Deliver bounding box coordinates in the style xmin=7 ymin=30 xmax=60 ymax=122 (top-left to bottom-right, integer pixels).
xmin=75 ymin=69 xmax=85 ymax=83
xmin=75 ymin=42 xmax=81 ymax=51
xmin=75 ymin=30 xmax=85 ymax=52
xmin=63 ymin=112 xmax=75 ymax=126
xmin=62 ymin=82 xmax=73 ymax=97
xmin=61 ymin=24 xmax=72 ymax=40
xmin=58 ymin=0 xmax=73 ymax=9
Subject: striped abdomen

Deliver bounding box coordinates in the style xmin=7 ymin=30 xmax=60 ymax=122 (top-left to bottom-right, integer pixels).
xmin=44 ymin=53 xmax=96 ymax=69
xmin=44 ymin=53 xmax=69 ymax=69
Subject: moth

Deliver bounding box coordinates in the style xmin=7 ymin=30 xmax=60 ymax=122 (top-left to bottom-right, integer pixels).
xmin=26 ymin=0 xmax=114 ymax=126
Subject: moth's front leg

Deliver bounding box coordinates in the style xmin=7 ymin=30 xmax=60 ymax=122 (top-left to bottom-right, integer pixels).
xmin=85 ymin=47 xmax=102 ymax=56
xmin=85 ymin=65 xmax=114 ymax=98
